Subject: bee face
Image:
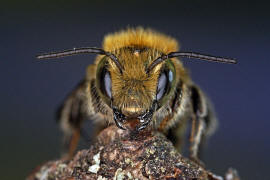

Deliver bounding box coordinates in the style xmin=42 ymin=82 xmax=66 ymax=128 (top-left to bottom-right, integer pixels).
xmin=37 ymin=27 xmax=236 ymax=160
xmin=96 ymin=47 xmax=178 ymax=129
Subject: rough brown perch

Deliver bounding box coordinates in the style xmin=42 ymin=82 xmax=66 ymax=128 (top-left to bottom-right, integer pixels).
xmin=27 ymin=125 xmax=239 ymax=180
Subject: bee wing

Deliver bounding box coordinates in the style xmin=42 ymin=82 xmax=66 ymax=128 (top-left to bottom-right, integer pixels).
xmin=190 ymin=85 xmax=217 ymax=137
xmin=189 ymin=85 xmax=217 ymax=161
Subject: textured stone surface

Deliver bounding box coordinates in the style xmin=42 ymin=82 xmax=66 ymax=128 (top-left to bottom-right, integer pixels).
xmin=27 ymin=125 xmax=240 ymax=180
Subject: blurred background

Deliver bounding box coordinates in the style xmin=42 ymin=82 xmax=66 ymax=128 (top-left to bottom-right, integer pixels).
xmin=1 ymin=0 xmax=269 ymax=179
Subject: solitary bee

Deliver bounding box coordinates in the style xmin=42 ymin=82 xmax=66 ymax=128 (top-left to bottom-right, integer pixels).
xmin=37 ymin=27 xmax=236 ymax=163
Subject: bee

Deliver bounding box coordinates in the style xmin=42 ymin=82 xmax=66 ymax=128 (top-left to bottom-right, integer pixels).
xmin=37 ymin=27 xmax=236 ymax=163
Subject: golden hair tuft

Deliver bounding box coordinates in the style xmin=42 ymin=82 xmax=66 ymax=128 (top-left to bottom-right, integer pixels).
xmin=103 ymin=27 xmax=179 ymax=53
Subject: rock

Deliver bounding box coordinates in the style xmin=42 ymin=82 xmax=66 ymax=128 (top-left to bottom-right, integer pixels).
xmin=27 ymin=125 xmax=240 ymax=180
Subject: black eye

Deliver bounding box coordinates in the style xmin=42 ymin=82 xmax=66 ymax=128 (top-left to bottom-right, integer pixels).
xmin=96 ymin=57 xmax=113 ymax=105
xmin=156 ymin=69 xmax=174 ymax=101
xmin=104 ymin=71 xmax=112 ymax=98
xmin=99 ymin=67 xmax=112 ymax=99
xmin=97 ymin=65 xmax=112 ymax=98
xmin=157 ymin=72 xmax=168 ymax=100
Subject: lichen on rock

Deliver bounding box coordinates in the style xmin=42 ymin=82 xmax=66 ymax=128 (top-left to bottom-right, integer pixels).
xmin=27 ymin=125 xmax=240 ymax=180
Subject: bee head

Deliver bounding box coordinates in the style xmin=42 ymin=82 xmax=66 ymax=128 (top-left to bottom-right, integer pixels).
xmin=96 ymin=48 xmax=177 ymax=130
xmin=36 ymin=28 xmax=236 ymax=131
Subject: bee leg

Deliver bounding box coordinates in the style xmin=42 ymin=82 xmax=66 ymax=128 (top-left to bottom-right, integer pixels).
xmin=189 ymin=115 xmax=206 ymax=166
xmin=165 ymin=120 xmax=187 ymax=153
xmin=64 ymin=127 xmax=94 ymax=160
xmin=65 ymin=129 xmax=81 ymax=160
xmin=189 ymin=86 xmax=217 ymax=166
xmin=57 ymin=80 xmax=92 ymax=159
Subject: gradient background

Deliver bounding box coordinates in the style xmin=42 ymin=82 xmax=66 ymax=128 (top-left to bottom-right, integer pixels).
xmin=1 ymin=1 xmax=269 ymax=179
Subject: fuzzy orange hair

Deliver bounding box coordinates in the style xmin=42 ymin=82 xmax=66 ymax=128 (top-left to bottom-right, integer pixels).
xmin=102 ymin=27 xmax=179 ymax=54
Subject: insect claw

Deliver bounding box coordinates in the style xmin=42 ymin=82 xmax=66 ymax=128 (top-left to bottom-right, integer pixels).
xmin=113 ymin=107 xmax=127 ymax=130
xmin=114 ymin=118 xmax=127 ymax=130
xmin=136 ymin=120 xmax=151 ymax=131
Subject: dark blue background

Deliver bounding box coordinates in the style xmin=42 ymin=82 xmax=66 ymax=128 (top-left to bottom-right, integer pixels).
xmin=1 ymin=1 xmax=269 ymax=179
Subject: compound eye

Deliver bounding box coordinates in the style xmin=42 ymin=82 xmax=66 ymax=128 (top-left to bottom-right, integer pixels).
xmin=96 ymin=57 xmax=113 ymax=105
xmin=99 ymin=67 xmax=112 ymax=99
xmin=157 ymin=72 xmax=168 ymax=100
xmin=104 ymin=71 xmax=112 ymax=98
